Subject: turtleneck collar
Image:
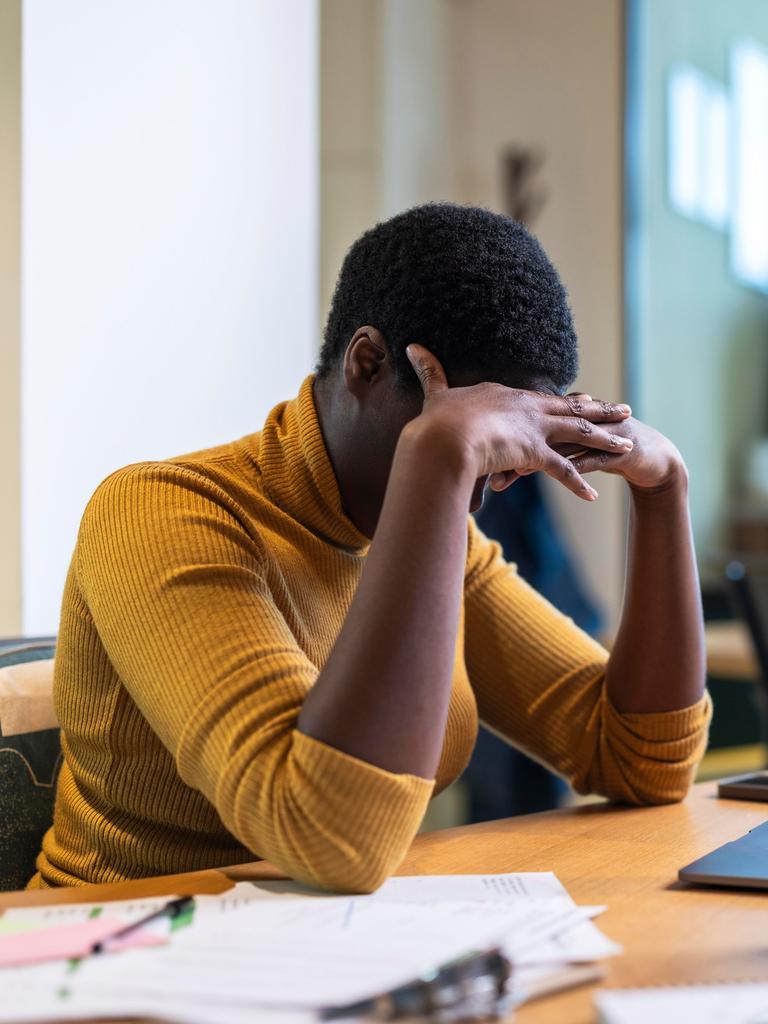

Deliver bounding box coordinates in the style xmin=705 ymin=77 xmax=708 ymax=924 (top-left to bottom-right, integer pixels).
xmin=256 ymin=376 xmax=370 ymax=554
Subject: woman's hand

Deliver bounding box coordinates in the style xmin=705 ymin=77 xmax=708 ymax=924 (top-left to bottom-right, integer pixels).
xmin=569 ymin=414 xmax=687 ymax=492
xmin=404 ymin=344 xmax=634 ymax=502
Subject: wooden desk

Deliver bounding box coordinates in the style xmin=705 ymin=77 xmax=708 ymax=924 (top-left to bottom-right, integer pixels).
xmin=705 ymin=620 xmax=758 ymax=680
xmin=3 ymin=782 xmax=768 ymax=1022
xmin=405 ymin=782 xmax=768 ymax=1022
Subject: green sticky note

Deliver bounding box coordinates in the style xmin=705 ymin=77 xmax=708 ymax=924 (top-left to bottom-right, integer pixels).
xmin=170 ymin=904 xmax=195 ymax=932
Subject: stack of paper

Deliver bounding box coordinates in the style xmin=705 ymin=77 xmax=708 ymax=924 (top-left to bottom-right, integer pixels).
xmin=596 ymin=983 xmax=768 ymax=1024
xmin=370 ymin=871 xmax=621 ymax=997
xmin=0 ymin=873 xmax=620 ymax=1022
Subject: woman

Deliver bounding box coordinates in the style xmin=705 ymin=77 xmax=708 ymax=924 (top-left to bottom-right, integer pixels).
xmin=32 ymin=204 xmax=710 ymax=891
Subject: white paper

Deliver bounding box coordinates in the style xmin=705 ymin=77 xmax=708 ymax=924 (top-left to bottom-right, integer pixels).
xmin=514 ymin=917 xmax=622 ymax=965
xmin=219 ymin=870 xmax=572 ymax=906
xmin=0 ymin=898 xmax=593 ymax=1017
xmin=0 ymin=872 xmax=620 ymax=1021
xmin=73 ymin=897 xmax=552 ymax=1009
xmin=0 ymin=968 xmax=318 ymax=1024
xmin=374 ymin=870 xmax=572 ymax=903
xmin=216 ymin=875 xmax=618 ymax=962
xmin=512 ymin=961 xmax=604 ymax=1007
xmin=596 ymin=984 xmax=768 ymax=1024
xmin=195 ymin=877 xmax=619 ymax=966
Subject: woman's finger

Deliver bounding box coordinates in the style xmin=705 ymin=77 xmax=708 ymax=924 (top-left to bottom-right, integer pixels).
xmin=547 ymin=416 xmax=634 ymax=454
xmin=544 ymin=393 xmax=631 ymax=423
xmin=552 ymin=441 xmax=589 ymax=458
xmin=570 ymin=451 xmax=626 ymax=475
xmin=540 ymin=449 xmax=599 ymax=501
xmin=489 ymin=470 xmax=520 ymax=492
xmin=405 ymin=344 xmax=449 ymax=397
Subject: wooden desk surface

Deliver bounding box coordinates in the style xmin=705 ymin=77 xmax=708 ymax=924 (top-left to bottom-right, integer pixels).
xmin=3 ymin=782 xmax=768 ymax=1022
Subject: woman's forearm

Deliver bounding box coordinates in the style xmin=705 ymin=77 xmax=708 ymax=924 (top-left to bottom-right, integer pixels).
xmin=606 ymin=465 xmax=706 ymax=713
xmin=297 ymin=426 xmax=475 ymax=779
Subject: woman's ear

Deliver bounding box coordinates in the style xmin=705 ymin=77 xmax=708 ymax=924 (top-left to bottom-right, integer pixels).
xmin=342 ymin=326 xmax=391 ymax=395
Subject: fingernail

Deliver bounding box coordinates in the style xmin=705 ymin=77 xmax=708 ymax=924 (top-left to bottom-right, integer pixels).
xmin=618 ymin=404 xmax=632 ymax=414
xmin=621 ymin=439 xmax=633 ymax=449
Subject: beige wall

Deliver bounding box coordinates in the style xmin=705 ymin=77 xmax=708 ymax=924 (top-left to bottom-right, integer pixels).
xmin=319 ymin=0 xmax=380 ymax=330
xmin=320 ymin=0 xmax=626 ymax=626
xmin=0 ymin=0 xmax=21 ymax=637
xmin=448 ymin=0 xmax=626 ymax=626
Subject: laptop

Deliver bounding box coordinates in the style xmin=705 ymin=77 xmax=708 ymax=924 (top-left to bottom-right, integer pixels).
xmin=679 ymin=819 xmax=768 ymax=889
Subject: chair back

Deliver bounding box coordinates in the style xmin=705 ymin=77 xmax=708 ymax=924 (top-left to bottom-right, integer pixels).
xmin=725 ymin=562 xmax=768 ymax=686
xmin=0 ymin=637 xmax=58 ymax=891
xmin=725 ymin=562 xmax=768 ymax=765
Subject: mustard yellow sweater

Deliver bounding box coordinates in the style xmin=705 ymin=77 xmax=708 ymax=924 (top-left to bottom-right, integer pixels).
xmin=32 ymin=377 xmax=711 ymax=892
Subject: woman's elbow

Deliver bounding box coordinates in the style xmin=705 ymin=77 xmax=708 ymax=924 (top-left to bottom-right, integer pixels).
xmin=249 ymin=800 xmax=411 ymax=895
xmin=590 ymin=760 xmax=699 ymax=807
xmin=305 ymin=863 xmax=393 ymax=895
xmin=628 ymin=766 xmax=698 ymax=806
xmin=286 ymin=844 xmax=403 ymax=895
xmin=622 ymin=783 xmax=690 ymax=807
xmin=229 ymin=734 xmax=432 ymax=895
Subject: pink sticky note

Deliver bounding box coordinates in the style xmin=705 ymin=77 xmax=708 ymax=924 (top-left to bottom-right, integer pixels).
xmin=0 ymin=916 xmax=165 ymax=967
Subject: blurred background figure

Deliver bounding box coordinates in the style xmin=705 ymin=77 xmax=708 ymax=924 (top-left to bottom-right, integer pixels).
xmin=2 ymin=0 xmax=768 ymax=828
xmin=467 ymin=474 xmax=604 ymax=821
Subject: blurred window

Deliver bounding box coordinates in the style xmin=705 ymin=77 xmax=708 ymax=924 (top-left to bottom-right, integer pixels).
xmin=668 ymin=65 xmax=729 ymax=229
xmin=629 ymin=1 xmax=768 ymax=582
xmin=731 ymin=39 xmax=768 ymax=292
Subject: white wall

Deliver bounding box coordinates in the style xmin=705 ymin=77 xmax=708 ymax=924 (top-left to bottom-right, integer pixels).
xmin=22 ymin=0 xmax=318 ymax=634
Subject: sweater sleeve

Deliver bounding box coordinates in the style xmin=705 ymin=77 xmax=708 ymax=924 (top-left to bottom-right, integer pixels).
xmin=76 ymin=464 xmax=433 ymax=893
xmin=464 ymin=517 xmax=711 ymax=805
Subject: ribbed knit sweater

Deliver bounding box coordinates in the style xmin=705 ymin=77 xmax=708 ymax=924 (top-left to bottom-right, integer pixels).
xmin=31 ymin=376 xmax=711 ymax=892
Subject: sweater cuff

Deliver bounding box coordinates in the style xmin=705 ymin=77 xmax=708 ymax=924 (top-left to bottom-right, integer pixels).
xmin=605 ymin=691 xmax=712 ymax=744
xmin=248 ymin=731 xmax=434 ymax=893
xmin=292 ymin=728 xmax=435 ymax=791
xmin=588 ymin=691 xmax=712 ymax=805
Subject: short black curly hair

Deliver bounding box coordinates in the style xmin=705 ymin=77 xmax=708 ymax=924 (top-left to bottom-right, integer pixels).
xmin=317 ymin=203 xmax=578 ymax=393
